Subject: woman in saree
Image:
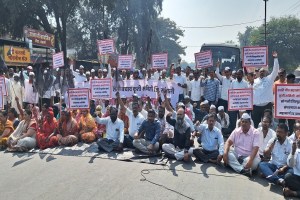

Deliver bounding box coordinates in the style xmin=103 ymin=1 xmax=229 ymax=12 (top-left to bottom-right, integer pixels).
xmin=36 ymin=109 xmax=58 ymax=149
xmin=78 ymin=109 xmax=97 ymax=143
xmin=7 ymin=109 xmax=37 ymax=152
xmin=0 ymin=110 xmax=14 ymax=149
xmin=57 ymin=111 xmax=79 ymax=146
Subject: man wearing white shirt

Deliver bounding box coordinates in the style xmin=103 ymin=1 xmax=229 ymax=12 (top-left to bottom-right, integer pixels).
xmin=289 ymin=123 xmax=300 ymax=141
xmin=173 ymin=66 xmax=187 ymax=102
xmin=216 ymin=64 xmax=233 ymax=112
xmin=258 ymin=116 xmax=276 ymax=159
xmin=73 ymin=65 xmax=87 ymax=83
xmin=94 ymin=107 xmax=124 ymax=152
xmin=190 ymin=70 xmax=203 ymax=107
xmin=259 ymin=123 xmax=292 ymax=185
xmin=23 ymin=72 xmax=38 ymax=106
xmin=252 ymin=52 xmax=279 ymax=128
xmin=217 ymin=106 xmax=230 ymax=136
xmin=117 ymin=93 xmax=144 ymax=148
xmin=284 ymin=132 xmax=300 ymax=198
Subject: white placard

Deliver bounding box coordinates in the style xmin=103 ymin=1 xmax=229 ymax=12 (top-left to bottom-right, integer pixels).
xmin=275 ymin=84 xmax=300 ymax=119
xmin=68 ymin=88 xmax=90 ymax=109
xmin=152 ymin=53 xmax=168 ymax=69
xmin=97 ymin=39 xmax=115 ymax=55
xmin=52 ymin=52 xmax=64 ymax=69
xmin=228 ymin=88 xmax=253 ymax=111
xmin=90 ymin=78 xmax=112 ymax=99
xmin=0 ymin=76 xmax=7 ymax=96
xmin=195 ymin=50 xmax=213 ymax=69
xmin=243 ymin=46 xmax=268 ymax=68
xmin=118 ymin=55 xmax=133 ymax=70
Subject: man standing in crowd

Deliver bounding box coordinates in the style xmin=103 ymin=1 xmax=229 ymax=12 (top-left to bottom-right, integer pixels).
xmin=216 ymin=62 xmax=233 ymax=112
xmin=200 ymin=69 xmax=220 ymax=105
xmin=173 ymin=66 xmax=187 ymax=102
xmin=190 ymin=70 xmax=202 ymax=108
xmin=252 ymin=52 xmax=279 ymax=128
xmin=23 ymin=72 xmax=38 ymax=107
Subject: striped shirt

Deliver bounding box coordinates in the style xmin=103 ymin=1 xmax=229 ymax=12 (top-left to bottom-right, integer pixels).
xmin=200 ymin=78 xmax=220 ymax=102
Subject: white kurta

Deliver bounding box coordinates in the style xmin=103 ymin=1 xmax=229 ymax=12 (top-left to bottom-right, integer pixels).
xmin=23 ymin=80 xmax=38 ymax=104
xmin=10 ymin=81 xmax=24 ymax=113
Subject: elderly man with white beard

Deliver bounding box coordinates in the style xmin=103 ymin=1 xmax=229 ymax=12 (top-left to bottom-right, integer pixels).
xmin=162 ymin=108 xmax=193 ymax=161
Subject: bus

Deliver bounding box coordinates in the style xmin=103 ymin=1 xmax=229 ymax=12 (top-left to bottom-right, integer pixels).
xmin=200 ymin=43 xmax=241 ymax=72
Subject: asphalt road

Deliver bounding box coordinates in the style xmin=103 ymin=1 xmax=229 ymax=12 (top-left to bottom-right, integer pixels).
xmin=0 ymin=151 xmax=286 ymax=200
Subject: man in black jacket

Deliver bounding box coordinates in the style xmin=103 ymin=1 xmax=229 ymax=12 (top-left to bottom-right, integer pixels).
xmin=162 ymin=108 xmax=192 ymax=161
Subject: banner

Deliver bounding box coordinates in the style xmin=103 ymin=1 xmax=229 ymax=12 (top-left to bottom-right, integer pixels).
xmin=68 ymin=88 xmax=90 ymax=109
xmin=52 ymin=52 xmax=64 ymax=68
xmin=243 ymin=46 xmax=268 ymax=68
xmin=24 ymin=27 xmax=55 ymax=48
xmin=275 ymin=84 xmax=300 ymax=119
xmin=152 ymin=53 xmax=168 ymax=69
xmin=0 ymin=76 xmax=7 ymax=96
xmin=3 ymin=45 xmax=31 ymax=64
xmin=97 ymin=39 xmax=115 ymax=55
xmin=118 ymin=55 xmax=133 ymax=70
xmin=0 ymin=88 xmax=3 ymax=110
xmin=195 ymin=50 xmax=213 ymax=69
xmin=228 ymin=88 xmax=253 ymax=111
xmin=111 ymin=80 xmax=180 ymax=107
xmin=91 ymin=78 xmax=112 ymax=99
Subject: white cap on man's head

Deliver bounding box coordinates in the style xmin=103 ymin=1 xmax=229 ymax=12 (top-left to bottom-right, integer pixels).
xmin=225 ymin=67 xmax=231 ymax=71
xmin=210 ymin=105 xmax=216 ymax=109
xmin=79 ymin=65 xmax=84 ymax=69
xmin=203 ymin=100 xmax=209 ymax=104
xmin=241 ymin=113 xmax=251 ymax=119
xmin=86 ymin=71 xmax=90 ymax=75
xmin=184 ymin=95 xmax=190 ymax=99
xmin=27 ymin=66 xmax=33 ymax=70
xmin=103 ymin=69 xmax=108 ymax=72
xmin=29 ymin=72 xmax=35 ymax=76
xmin=91 ymin=69 xmax=95 ymax=73
xmin=218 ymin=106 xmax=224 ymax=111
xmin=56 ymin=68 xmax=60 ymax=72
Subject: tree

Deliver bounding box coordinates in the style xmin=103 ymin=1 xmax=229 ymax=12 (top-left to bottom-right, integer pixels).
xmin=238 ymin=16 xmax=300 ymax=72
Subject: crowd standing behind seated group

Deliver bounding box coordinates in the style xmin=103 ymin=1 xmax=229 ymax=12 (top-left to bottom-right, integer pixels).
xmin=1 ymin=52 xmax=300 ymax=198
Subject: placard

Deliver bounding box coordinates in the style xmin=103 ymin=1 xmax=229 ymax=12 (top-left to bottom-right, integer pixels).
xmin=24 ymin=27 xmax=55 ymax=48
xmin=90 ymin=78 xmax=112 ymax=99
xmin=195 ymin=50 xmax=213 ymax=69
xmin=68 ymin=88 xmax=90 ymax=109
xmin=243 ymin=46 xmax=268 ymax=68
xmin=275 ymin=84 xmax=300 ymax=119
xmin=228 ymin=88 xmax=253 ymax=111
xmin=152 ymin=53 xmax=168 ymax=69
xmin=52 ymin=52 xmax=64 ymax=69
xmin=97 ymin=39 xmax=115 ymax=55
xmin=118 ymin=55 xmax=133 ymax=70
xmin=0 ymin=88 xmax=3 ymax=109
xmin=0 ymin=76 xmax=7 ymax=96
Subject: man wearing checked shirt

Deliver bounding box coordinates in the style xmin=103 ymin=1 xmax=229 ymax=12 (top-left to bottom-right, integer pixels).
xmin=200 ymin=69 xmax=220 ymax=106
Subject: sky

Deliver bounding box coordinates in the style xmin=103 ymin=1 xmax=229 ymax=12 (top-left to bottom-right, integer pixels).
xmin=161 ymin=0 xmax=300 ymax=63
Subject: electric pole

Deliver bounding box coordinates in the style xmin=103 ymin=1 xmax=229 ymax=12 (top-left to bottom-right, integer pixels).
xmin=264 ymin=0 xmax=268 ymax=45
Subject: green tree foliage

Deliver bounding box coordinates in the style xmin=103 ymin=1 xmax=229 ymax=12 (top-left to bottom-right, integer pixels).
xmin=238 ymin=16 xmax=300 ymax=72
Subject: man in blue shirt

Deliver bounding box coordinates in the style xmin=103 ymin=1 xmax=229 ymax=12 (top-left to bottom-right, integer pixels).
xmin=192 ymin=113 xmax=224 ymax=164
xmin=133 ymin=109 xmax=161 ymax=154
xmin=200 ymin=69 xmax=220 ymax=106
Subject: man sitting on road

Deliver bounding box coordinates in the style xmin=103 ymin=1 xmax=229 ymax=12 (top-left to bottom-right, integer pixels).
xmin=258 ymin=116 xmax=276 ymax=160
xmin=193 ymin=113 xmax=224 ymax=164
xmin=133 ymin=109 xmax=160 ymax=154
xmin=223 ymin=113 xmax=260 ymax=176
xmin=162 ymin=108 xmax=192 ymax=161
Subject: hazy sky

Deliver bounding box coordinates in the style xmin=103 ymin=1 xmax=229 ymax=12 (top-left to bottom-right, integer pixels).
xmin=161 ymin=0 xmax=300 ymax=62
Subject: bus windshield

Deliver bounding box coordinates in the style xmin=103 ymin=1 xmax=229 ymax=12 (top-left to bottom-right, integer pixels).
xmin=200 ymin=44 xmax=241 ymax=71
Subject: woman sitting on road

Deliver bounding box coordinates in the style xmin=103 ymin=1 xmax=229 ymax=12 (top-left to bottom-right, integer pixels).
xmin=0 ymin=110 xmax=14 ymax=149
xmin=57 ymin=111 xmax=79 ymax=146
xmin=78 ymin=109 xmax=97 ymax=143
xmin=36 ymin=109 xmax=58 ymax=149
xmin=7 ymin=109 xmax=37 ymax=152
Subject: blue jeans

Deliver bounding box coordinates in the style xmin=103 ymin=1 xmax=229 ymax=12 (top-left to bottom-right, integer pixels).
xmin=259 ymin=162 xmax=292 ymax=183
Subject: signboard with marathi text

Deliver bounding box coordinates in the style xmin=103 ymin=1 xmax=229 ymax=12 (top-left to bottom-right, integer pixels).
xmin=68 ymin=88 xmax=90 ymax=110
xmin=275 ymin=84 xmax=300 ymax=119
xmin=151 ymin=53 xmax=168 ymax=69
xmin=118 ymin=55 xmax=133 ymax=70
xmin=243 ymin=46 xmax=268 ymax=68
xmin=3 ymin=45 xmax=31 ymax=64
xmin=24 ymin=27 xmax=55 ymax=48
xmin=195 ymin=50 xmax=213 ymax=69
xmin=228 ymin=88 xmax=253 ymax=111
xmin=91 ymin=78 xmax=112 ymax=99
xmin=97 ymin=39 xmax=115 ymax=55
xmin=52 ymin=52 xmax=64 ymax=69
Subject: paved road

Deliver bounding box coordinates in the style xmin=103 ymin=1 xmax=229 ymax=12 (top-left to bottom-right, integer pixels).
xmin=0 ymin=151 xmax=285 ymax=200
